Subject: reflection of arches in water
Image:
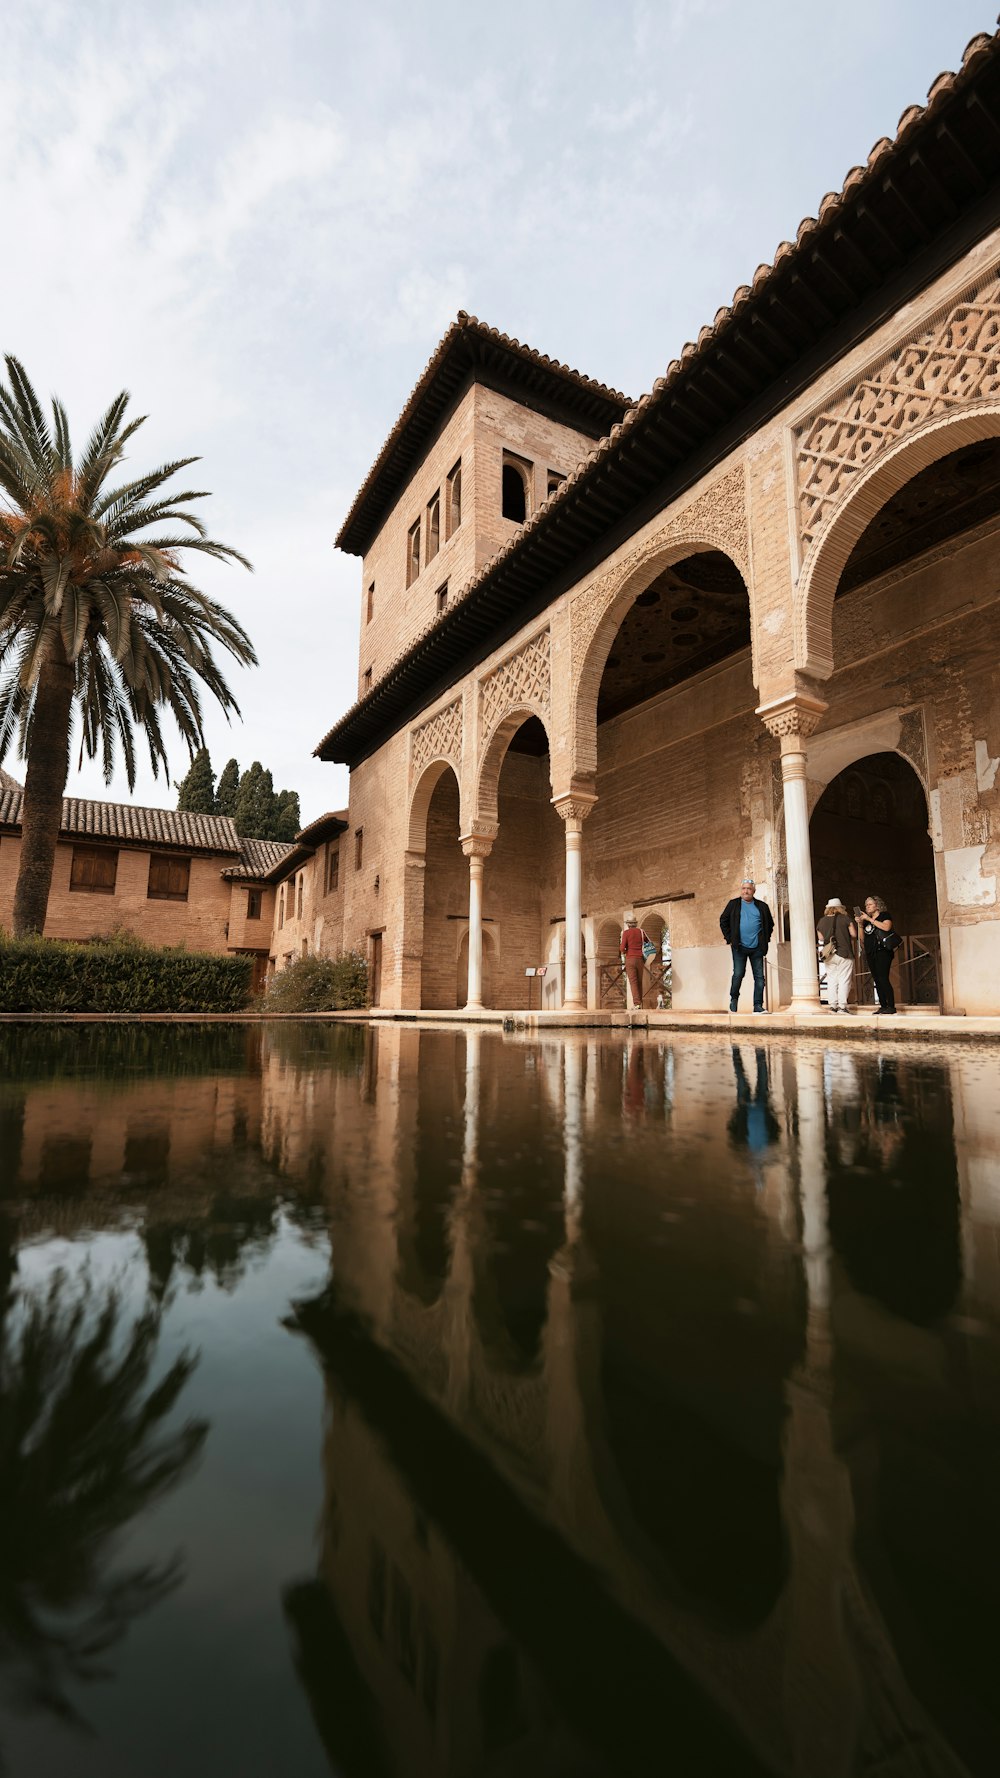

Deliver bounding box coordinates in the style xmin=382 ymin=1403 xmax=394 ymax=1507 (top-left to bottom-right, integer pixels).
xmin=583 ymin=1150 xmax=805 ymax=1628
xmin=810 ymin=751 xmax=938 ymax=957
xmin=825 ymin=1055 xmax=960 ymax=1325
xmin=471 ymin=1053 xmax=565 ymax=1370
xmin=396 ymin=1034 xmax=466 ymax=1306
xmin=824 ymin=1055 xmax=997 ymax=1764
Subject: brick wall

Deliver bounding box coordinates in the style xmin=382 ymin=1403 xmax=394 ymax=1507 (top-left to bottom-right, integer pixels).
xmin=0 ymin=836 xmax=236 ymax=951
xmin=356 ymin=385 xmax=599 ymax=695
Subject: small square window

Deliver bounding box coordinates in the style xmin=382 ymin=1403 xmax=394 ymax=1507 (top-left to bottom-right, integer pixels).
xmin=247 ymin=888 xmax=263 ymax=920
xmin=446 ymin=461 xmax=462 ymax=537
xmin=70 ymin=844 xmax=118 ymax=894
xmin=355 ymin=828 xmax=364 ymax=870
xmin=366 ymin=582 xmax=375 ymax=623
xmin=147 ymin=853 xmax=190 ymax=901
xmin=436 ymin=583 xmax=448 ymax=616
xmin=406 ymin=520 xmax=421 ymax=588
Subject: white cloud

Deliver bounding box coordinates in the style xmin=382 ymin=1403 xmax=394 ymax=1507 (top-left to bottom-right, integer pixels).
xmin=1 ymin=0 xmax=990 ymax=823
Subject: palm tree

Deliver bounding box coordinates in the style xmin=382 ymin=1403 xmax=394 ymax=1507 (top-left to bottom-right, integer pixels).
xmin=0 ymin=357 xmax=257 ymax=935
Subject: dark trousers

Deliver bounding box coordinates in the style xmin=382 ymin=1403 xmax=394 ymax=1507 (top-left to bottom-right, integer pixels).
xmin=730 ymin=946 xmax=766 ymax=1011
xmin=866 ymin=943 xmax=896 ymax=1012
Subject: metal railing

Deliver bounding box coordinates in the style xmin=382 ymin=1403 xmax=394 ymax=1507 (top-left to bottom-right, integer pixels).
xmin=847 ymin=932 xmax=942 ymax=1007
xmin=598 ymin=960 xmax=670 ymax=1010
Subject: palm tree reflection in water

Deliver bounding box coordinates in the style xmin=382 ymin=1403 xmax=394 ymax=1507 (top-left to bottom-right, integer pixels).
xmin=0 ymin=1261 xmax=207 ymax=1750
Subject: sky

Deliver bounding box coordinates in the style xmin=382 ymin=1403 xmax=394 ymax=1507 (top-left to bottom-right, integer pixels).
xmin=1 ymin=0 xmax=995 ymax=822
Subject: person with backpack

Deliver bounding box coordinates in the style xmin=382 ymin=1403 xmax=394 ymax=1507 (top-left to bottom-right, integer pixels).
xmin=817 ymin=895 xmax=857 ymax=1012
xmin=620 ymin=916 xmax=653 ymax=1010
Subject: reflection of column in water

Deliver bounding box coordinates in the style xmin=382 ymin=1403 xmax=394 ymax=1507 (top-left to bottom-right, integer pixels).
xmin=780 ymin=1048 xmax=863 ymax=1777
xmin=562 ymin=1041 xmax=584 ymax=1250
xmin=545 ymin=1040 xmax=597 ymax=1533
xmin=443 ymin=1029 xmax=481 ymax=1416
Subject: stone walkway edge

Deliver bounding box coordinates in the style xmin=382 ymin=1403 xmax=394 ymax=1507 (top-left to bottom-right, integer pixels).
xmin=3 ymin=1008 xmax=1000 ymax=1044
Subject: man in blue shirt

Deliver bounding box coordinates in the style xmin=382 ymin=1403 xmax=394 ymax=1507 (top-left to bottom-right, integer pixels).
xmin=719 ymin=878 xmax=775 ymax=1013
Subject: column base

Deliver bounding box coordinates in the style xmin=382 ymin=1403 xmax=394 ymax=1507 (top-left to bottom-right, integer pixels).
xmin=464 ymin=1000 xmax=484 ymax=1013
xmin=789 ymin=996 xmax=823 ymax=1016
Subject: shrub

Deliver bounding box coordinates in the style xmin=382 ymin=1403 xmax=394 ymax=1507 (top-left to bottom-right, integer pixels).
xmin=0 ymin=932 xmax=253 ymax=1014
xmin=262 ymin=950 xmax=368 ymax=1014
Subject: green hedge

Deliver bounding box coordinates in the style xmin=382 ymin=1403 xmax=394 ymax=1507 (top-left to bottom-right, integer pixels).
xmin=0 ymin=932 xmax=253 ymax=1013
xmin=262 ymin=950 xmax=369 ymax=1013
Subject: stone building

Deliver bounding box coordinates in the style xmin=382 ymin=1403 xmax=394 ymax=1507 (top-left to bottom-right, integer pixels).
xmin=265 ymin=809 xmax=349 ymax=975
xmin=0 ymin=779 xmax=291 ymax=987
xmin=317 ymin=29 xmax=1000 ymax=1018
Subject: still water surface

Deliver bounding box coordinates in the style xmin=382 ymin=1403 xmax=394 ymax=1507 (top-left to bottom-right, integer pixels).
xmin=0 ymin=1022 xmax=998 ymax=1776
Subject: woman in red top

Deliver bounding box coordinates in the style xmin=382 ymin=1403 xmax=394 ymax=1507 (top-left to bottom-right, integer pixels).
xmin=620 ymin=917 xmax=648 ymax=1009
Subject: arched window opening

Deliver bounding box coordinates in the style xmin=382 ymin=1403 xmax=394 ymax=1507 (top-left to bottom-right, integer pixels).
xmin=501 ymin=457 xmax=530 ymax=524
xmin=426 ymin=491 xmax=440 ymax=562
xmin=446 ymin=460 xmax=462 ymax=536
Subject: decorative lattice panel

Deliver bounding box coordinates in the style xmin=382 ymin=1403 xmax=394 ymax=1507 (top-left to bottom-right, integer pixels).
xmin=796 ymin=267 xmax=1000 ymax=556
xmin=480 ymin=630 xmax=551 ymax=737
xmin=410 ymin=698 xmax=462 ymax=779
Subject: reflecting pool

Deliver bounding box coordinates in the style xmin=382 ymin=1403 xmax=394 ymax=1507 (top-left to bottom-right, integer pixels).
xmin=1 ymin=1022 xmax=999 ymax=1776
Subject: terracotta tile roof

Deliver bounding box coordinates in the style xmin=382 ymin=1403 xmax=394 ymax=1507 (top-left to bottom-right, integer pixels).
xmin=336 ymin=312 xmax=633 ymax=556
xmin=0 ymin=767 xmax=21 ymax=792
xmin=0 ymin=787 xmax=242 ymax=854
xmin=318 ymin=25 xmax=1000 ymax=766
xmin=222 ymin=836 xmax=298 ymax=881
xmin=252 ymin=811 xmax=350 ymax=884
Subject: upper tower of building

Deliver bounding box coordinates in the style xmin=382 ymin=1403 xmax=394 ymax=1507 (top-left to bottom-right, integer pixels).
xmin=336 ymin=313 xmax=631 ymax=698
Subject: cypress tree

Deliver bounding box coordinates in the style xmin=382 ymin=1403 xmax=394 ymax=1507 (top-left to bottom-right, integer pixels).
xmin=233 ymin=762 xmax=275 ymax=837
xmin=273 ymin=789 xmax=301 ymax=843
xmin=216 ymin=758 xmax=241 ymax=817
xmin=176 ymin=748 xmax=216 ymax=814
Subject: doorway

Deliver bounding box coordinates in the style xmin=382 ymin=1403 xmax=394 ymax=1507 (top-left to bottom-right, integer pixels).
xmin=369 ymin=932 xmax=383 ymax=1007
xmin=810 ymin=752 xmax=940 ymax=1004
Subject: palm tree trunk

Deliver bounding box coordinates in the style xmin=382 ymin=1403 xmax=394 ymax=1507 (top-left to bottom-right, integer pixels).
xmin=12 ymin=640 xmax=75 ymax=937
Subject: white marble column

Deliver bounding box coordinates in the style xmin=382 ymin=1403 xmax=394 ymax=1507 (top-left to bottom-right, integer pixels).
xmin=553 ymin=791 xmax=596 ymax=1012
xmin=759 ymin=693 xmax=827 ymax=1014
xmin=460 ymin=827 xmax=496 ymax=1011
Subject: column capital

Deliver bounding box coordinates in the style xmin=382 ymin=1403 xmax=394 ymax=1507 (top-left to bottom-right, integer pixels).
xmin=756 ymin=690 xmax=827 ymax=747
xmin=552 ymin=790 xmax=598 ymax=826
xmin=460 ymin=822 xmax=498 ymax=860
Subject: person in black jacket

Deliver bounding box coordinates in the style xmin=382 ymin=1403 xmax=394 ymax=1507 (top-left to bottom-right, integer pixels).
xmin=719 ymin=878 xmax=775 ymax=1013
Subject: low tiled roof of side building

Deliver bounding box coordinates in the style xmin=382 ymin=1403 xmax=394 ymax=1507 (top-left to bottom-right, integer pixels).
xmin=223 ymin=836 xmax=298 ymax=881
xmin=0 ymin=787 xmax=242 ymax=854
xmin=0 ymin=767 xmax=21 ymax=792
xmin=336 ymin=313 xmax=634 ymax=556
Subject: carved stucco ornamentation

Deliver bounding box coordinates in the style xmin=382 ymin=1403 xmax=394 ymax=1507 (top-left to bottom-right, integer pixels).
xmin=480 ymin=629 xmax=551 ymax=739
xmin=410 ymin=698 xmax=462 ymax=780
xmin=759 ymin=693 xmax=827 ymax=743
xmin=570 ymin=464 xmax=749 ymax=670
xmin=796 ymin=266 xmax=1000 ymax=555
xmin=897 ymin=708 xmax=928 ymax=783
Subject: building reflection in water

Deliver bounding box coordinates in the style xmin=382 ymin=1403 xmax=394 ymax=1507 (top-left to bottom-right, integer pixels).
xmin=285 ymin=1026 xmax=1000 ymax=1778
xmin=2 ymin=1023 xmax=999 ymax=1775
